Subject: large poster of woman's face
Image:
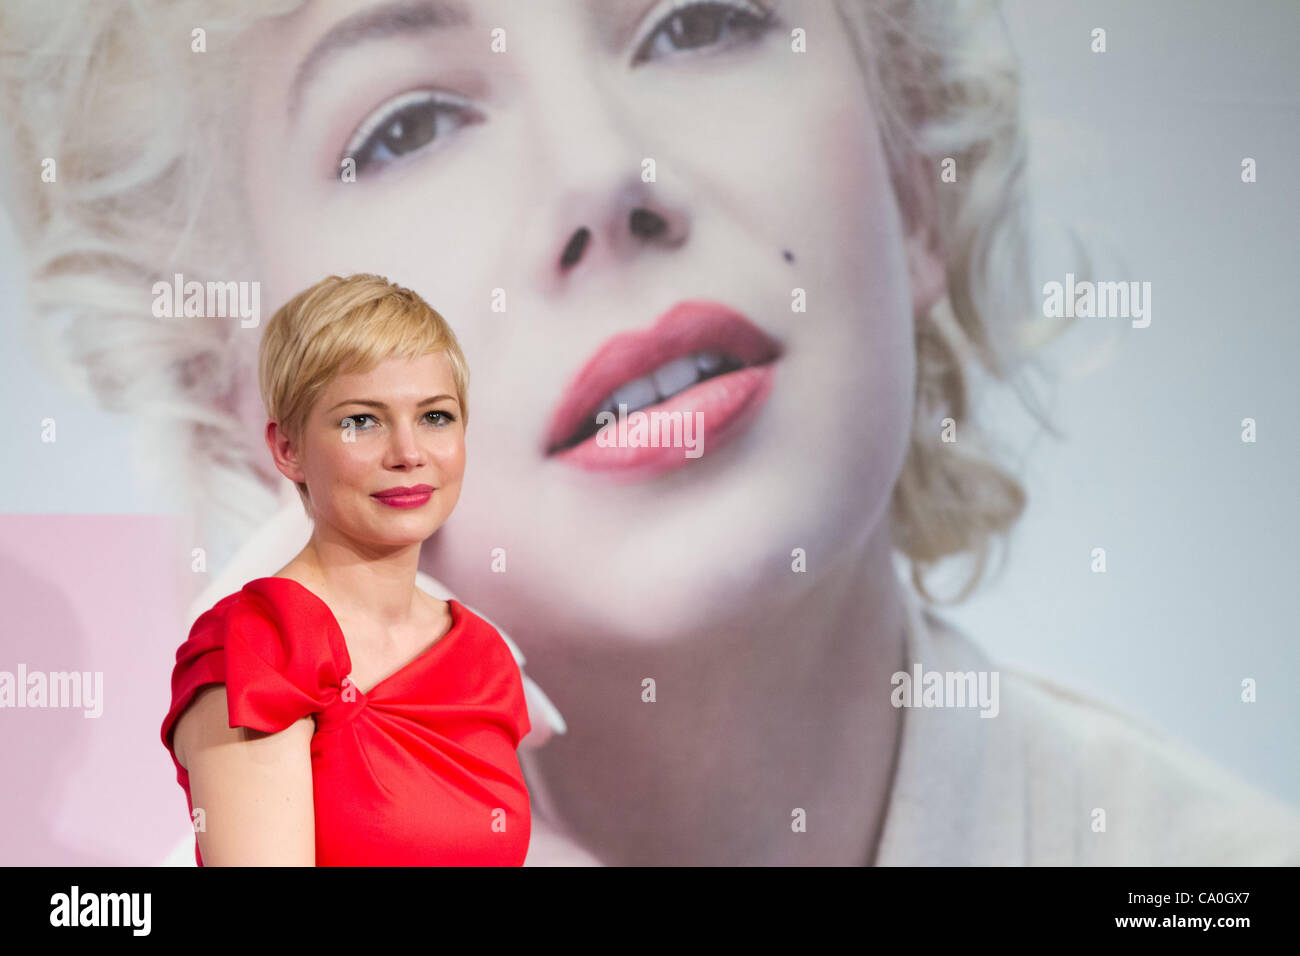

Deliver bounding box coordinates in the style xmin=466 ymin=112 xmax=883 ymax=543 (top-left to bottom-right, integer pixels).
xmin=2 ymin=0 xmax=1297 ymax=867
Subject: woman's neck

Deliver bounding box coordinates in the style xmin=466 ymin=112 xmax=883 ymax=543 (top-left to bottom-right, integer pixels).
xmin=280 ymin=533 xmax=424 ymax=631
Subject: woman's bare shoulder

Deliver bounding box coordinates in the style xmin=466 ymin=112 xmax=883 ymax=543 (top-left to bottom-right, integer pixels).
xmin=172 ymin=684 xmax=227 ymax=771
xmin=172 ymin=683 xmax=313 ymax=772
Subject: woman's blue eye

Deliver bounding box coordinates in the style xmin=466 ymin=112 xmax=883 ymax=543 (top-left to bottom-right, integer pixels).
xmin=632 ymin=0 xmax=776 ymax=65
xmin=341 ymin=91 xmax=482 ymax=177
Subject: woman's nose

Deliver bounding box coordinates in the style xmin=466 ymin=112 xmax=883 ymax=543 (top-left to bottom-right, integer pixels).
xmin=558 ymin=205 xmax=672 ymax=269
xmin=521 ymin=84 xmax=689 ymax=283
xmin=387 ymin=424 xmax=424 ymax=468
xmin=548 ymin=177 xmax=691 ymax=288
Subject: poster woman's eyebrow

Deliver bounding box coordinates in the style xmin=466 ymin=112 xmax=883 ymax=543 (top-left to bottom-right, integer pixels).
xmin=287 ymin=0 xmax=473 ymax=122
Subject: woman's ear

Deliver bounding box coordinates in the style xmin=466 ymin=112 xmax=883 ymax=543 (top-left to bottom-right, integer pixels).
xmin=900 ymin=153 xmax=948 ymax=319
xmin=265 ymin=420 xmax=307 ymax=485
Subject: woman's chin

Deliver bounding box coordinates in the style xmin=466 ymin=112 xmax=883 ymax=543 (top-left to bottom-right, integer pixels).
xmin=325 ymin=517 xmax=439 ymax=551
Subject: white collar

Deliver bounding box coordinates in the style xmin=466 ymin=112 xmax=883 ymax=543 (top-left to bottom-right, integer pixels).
xmin=872 ymin=583 xmax=1031 ymax=864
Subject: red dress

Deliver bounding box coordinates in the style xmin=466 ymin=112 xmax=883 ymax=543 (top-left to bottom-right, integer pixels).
xmin=160 ymin=577 xmax=531 ymax=866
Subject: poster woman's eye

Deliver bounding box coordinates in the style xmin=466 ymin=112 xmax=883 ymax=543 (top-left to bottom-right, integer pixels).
xmin=340 ymin=89 xmax=482 ymax=177
xmin=631 ymin=0 xmax=776 ymax=65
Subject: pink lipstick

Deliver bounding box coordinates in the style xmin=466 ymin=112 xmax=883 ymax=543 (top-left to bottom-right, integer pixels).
xmin=371 ymin=484 xmax=435 ymax=509
xmin=543 ymin=300 xmax=781 ymax=479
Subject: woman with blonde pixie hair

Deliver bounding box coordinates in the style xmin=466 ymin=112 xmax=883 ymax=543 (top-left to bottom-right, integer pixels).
xmin=256 ymin=274 xmax=471 ymax=519
xmin=160 ymin=273 xmax=534 ymax=866
xmin=4 ymin=0 xmax=1299 ymax=865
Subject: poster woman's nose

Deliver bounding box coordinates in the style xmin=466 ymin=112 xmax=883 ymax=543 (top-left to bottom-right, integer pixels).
xmin=560 ymin=206 xmax=668 ymax=269
xmin=541 ymin=178 xmax=690 ymax=291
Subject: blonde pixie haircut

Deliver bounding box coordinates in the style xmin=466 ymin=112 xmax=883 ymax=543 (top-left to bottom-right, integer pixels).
xmin=258 ymin=273 xmax=470 ymax=518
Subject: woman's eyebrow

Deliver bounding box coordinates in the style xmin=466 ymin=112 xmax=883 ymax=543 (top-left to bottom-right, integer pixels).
xmin=287 ymin=0 xmax=473 ymax=123
xmin=328 ymin=396 xmax=458 ymax=412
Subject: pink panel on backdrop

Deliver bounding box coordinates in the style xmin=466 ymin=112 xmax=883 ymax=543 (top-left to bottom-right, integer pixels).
xmin=0 ymin=514 xmax=194 ymax=864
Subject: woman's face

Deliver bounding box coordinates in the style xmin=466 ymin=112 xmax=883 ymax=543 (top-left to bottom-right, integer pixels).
xmin=267 ymin=351 xmax=466 ymax=553
xmin=238 ymin=0 xmax=944 ymax=641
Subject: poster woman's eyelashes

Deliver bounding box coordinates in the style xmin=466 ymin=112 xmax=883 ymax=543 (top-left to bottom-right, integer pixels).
xmin=334 ymin=0 xmax=780 ymax=180
xmin=629 ymin=0 xmax=779 ymax=65
xmin=340 ymin=89 xmax=483 ymax=177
